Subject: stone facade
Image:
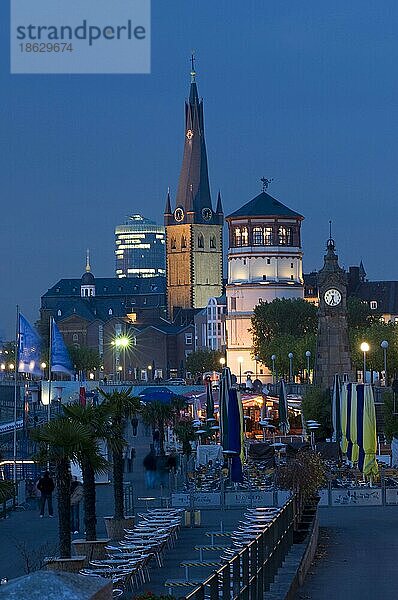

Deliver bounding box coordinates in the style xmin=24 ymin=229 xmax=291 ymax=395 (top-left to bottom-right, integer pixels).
xmin=314 ymin=239 xmax=353 ymax=389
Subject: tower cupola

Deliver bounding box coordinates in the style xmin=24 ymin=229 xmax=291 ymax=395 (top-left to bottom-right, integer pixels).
xmin=81 ymin=250 xmax=96 ymax=297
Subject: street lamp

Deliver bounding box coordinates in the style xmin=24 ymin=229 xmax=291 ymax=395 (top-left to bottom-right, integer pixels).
xmin=288 ymin=353 xmax=293 ymax=382
xmin=305 ymin=351 xmax=311 ymax=383
xmin=271 ymin=355 xmax=276 ymax=384
xmin=147 ymin=364 xmax=152 ymax=381
xmin=238 ymin=356 xmax=244 ymax=384
xmin=113 ymin=336 xmax=130 ymax=382
xmin=381 ymin=340 xmax=389 ymax=386
xmin=41 ymin=362 xmax=47 ymax=380
xmin=219 ymin=357 xmax=226 ymax=369
xmin=360 ymin=342 xmax=370 ymax=383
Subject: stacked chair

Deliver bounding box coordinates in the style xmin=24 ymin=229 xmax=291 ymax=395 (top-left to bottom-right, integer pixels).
xmin=79 ymin=508 xmax=184 ymax=598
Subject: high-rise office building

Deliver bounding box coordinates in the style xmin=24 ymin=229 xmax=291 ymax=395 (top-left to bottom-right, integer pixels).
xmin=115 ymin=214 xmax=166 ymax=278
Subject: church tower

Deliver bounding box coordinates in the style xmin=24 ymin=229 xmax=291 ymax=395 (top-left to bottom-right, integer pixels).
xmin=314 ymin=237 xmax=353 ymax=388
xmin=165 ymin=60 xmax=223 ymax=320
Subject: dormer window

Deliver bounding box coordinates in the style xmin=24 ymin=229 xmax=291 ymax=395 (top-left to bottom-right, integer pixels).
xmin=57 ymin=309 xmax=62 ymax=316
xmin=370 ymin=301 xmax=378 ymax=310
xmin=108 ymin=308 xmax=113 ymax=316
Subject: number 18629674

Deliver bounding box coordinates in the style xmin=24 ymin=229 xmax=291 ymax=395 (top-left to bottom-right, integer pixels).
xmin=19 ymin=43 xmax=74 ymax=52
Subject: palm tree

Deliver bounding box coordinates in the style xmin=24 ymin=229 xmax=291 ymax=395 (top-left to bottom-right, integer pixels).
xmin=62 ymin=404 xmax=111 ymax=541
xmin=99 ymin=387 xmax=141 ymax=520
xmin=141 ymin=401 xmax=175 ymax=456
xmin=30 ymin=418 xmax=93 ymax=558
xmin=0 ymin=480 xmax=15 ymax=504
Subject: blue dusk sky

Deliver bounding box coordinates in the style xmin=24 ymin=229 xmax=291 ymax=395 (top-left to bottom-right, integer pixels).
xmin=1 ymin=1 xmax=398 ymax=338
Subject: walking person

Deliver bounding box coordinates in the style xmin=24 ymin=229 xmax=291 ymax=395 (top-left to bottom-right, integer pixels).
xmin=37 ymin=471 xmax=55 ymax=518
xmin=143 ymin=447 xmax=157 ymax=489
xmin=128 ymin=447 xmax=136 ymax=472
xmin=70 ymin=476 xmax=83 ymax=534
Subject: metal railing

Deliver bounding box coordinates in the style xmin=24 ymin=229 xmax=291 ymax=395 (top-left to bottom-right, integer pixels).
xmin=185 ymin=497 xmax=295 ymax=600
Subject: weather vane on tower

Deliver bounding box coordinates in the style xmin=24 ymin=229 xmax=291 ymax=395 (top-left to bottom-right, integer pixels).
xmin=260 ymin=177 xmax=274 ymax=192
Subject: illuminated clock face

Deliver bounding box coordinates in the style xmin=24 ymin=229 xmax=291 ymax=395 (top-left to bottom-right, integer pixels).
xmin=202 ymin=207 xmax=212 ymax=221
xmin=324 ymin=288 xmax=342 ymax=307
xmin=174 ymin=207 xmax=184 ymax=222
xmin=186 ymin=129 xmax=193 ymax=140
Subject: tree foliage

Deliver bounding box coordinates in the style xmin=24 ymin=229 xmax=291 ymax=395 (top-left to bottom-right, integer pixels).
xmin=186 ymin=349 xmax=225 ymax=377
xmin=382 ymin=390 xmax=398 ymax=443
xmin=301 ymin=386 xmax=332 ymax=439
xmin=251 ymin=299 xmax=317 ymax=378
xmin=68 ymin=346 xmax=102 ymax=373
xmin=347 ymin=296 xmax=376 ymax=330
xmin=349 ymin=322 xmax=398 ymax=378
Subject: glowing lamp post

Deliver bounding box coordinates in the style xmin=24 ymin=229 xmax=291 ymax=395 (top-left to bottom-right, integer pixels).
xmin=360 ymin=342 xmax=369 ymax=383
xmin=238 ymin=356 xmax=244 ymax=384
xmin=381 ymin=340 xmax=388 ymax=386
xmin=288 ymin=353 xmax=293 ymax=383
xmin=271 ymin=355 xmax=276 ymax=384
xmin=305 ymin=351 xmax=311 ymax=383
xmin=219 ymin=357 xmax=226 ymax=369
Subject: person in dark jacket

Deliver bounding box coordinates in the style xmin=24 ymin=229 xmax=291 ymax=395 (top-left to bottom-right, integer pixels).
xmin=70 ymin=476 xmax=84 ymax=533
xmin=143 ymin=449 xmax=157 ymax=488
xmin=37 ymin=471 xmax=55 ymax=517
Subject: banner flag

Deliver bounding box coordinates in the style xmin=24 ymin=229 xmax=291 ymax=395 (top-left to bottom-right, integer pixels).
xmin=18 ymin=313 xmax=42 ymax=376
xmin=51 ymin=319 xmax=74 ymax=376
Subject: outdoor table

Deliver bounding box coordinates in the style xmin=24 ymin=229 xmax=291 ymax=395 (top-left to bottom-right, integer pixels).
xmin=137 ymin=496 xmax=157 ymax=509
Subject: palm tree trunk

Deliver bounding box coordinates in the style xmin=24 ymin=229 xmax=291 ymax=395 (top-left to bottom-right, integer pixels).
xmin=82 ymin=459 xmax=97 ymax=541
xmin=57 ymin=460 xmax=72 ymax=558
xmin=113 ymin=448 xmax=124 ymax=520
xmin=159 ymin=420 xmax=165 ymax=455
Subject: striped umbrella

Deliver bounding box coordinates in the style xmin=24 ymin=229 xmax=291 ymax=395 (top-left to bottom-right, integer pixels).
xmin=348 ymin=384 xmax=359 ymax=463
xmin=206 ymin=378 xmax=214 ymax=419
xmin=219 ymin=366 xmax=232 ymax=449
xmin=278 ymin=379 xmax=290 ymax=434
xmin=340 ymin=383 xmax=350 ymax=455
xmin=332 ymin=374 xmax=342 ymax=443
xmin=358 ymin=384 xmax=378 ymax=477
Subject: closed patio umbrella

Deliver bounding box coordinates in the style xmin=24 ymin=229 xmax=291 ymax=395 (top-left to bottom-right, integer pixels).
xmin=278 ymin=379 xmax=290 ymax=434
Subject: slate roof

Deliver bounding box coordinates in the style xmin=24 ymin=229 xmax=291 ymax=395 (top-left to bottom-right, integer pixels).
xmin=43 ymin=276 xmax=166 ymax=298
xmin=226 ymin=191 xmax=303 ymax=220
xmin=353 ymin=281 xmax=398 ymax=315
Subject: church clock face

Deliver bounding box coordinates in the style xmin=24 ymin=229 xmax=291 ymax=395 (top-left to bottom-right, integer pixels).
xmin=202 ymin=207 xmax=212 ymax=221
xmin=174 ymin=207 xmax=184 ymax=222
xmin=324 ymin=288 xmax=342 ymax=307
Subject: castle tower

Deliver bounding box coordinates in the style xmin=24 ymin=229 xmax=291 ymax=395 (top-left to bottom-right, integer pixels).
xmin=225 ymin=183 xmax=304 ymax=378
xmin=165 ymin=60 xmax=223 ymax=320
xmin=314 ymin=238 xmax=353 ymax=388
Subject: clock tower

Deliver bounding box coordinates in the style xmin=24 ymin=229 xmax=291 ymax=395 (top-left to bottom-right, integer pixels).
xmin=314 ymin=237 xmax=353 ymax=389
xmin=164 ymin=60 xmax=223 ymax=320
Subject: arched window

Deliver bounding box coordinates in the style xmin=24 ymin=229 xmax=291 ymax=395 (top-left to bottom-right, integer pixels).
xmin=108 ymin=308 xmax=113 ymax=316
xmin=72 ymin=333 xmax=78 ymax=342
xmin=234 ymin=227 xmax=242 ymax=247
xmin=253 ymin=227 xmax=263 ymax=245
xmin=198 ymin=233 xmax=204 ymax=248
xmin=171 ymin=237 xmax=176 ymax=250
xmin=241 ymin=227 xmax=249 ymax=246
xmin=210 ymin=235 xmax=216 ymax=249
xmin=57 ymin=309 xmax=62 ymax=317
xmin=181 ymin=235 xmax=187 ymax=249
xmin=264 ymin=227 xmax=273 ymax=245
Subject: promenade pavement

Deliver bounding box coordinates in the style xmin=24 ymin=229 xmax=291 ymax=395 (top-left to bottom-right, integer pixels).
xmin=0 ymin=419 xmax=244 ymax=596
xmin=296 ymin=506 xmax=398 ymax=600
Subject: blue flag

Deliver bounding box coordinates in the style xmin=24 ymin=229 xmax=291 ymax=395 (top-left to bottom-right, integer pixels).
xmin=18 ymin=314 xmax=41 ymax=376
xmin=51 ymin=319 xmax=73 ymax=376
